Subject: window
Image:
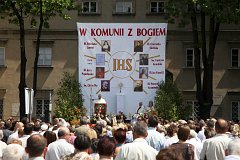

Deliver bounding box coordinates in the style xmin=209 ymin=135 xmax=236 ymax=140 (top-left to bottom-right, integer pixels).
xmin=36 ymin=99 xmax=50 ymax=121
xmin=186 ymin=48 xmax=202 ymax=68
xmin=187 ymin=3 xmax=201 ymax=13
xmin=186 ymin=48 xmax=194 ymax=67
xmin=150 ymin=1 xmax=165 ymax=13
xmin=34 ymin=90 xmax=52 ymax=122
xmin=231 ymin=101 xmax=240 ymax=121
xmin=82 ymin=1 xmax=97 ymax=13
xmin=113 ymin=0 xmax=135 ymax=15
xmin=38 ymin=47 xmax=52 ymax=66
xmin=186 ymin=100 xmax=199 ymax=120
xmin=231 ymin=48 xmax=240 ymax=68
xmin=116 ymin=2 xmax=132 ymax=13
xmin=0 ymin=47 xmax=5 ymax=66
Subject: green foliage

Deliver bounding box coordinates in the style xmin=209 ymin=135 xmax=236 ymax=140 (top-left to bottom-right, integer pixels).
xmin=166 ymin=0 xmax=240 ymax=24
xmin=55 ymin=72 xmax=86 ymax=123
xmin=155 ymin=81 xmax=192 ymax=121
xmin=0 ymin=0 xmax=79 ymax=119
xmin=165 ymin=0 xmax=240 ymax=119
xmin=0 ymin=0 xmax=78 ymax=28
xmin=0 ymin=1 xmax=33 ymax=24
xmin=29 ymin=0 xmax=77 ymax=28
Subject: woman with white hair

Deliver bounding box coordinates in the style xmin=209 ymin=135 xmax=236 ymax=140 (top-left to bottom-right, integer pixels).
xmin=0 ymin=130 xmax=7 ymax=159
xmin=225 ymin=138 xmax=240 ymax=160
xmin=2 ymin=144 xmax=24 ymax=160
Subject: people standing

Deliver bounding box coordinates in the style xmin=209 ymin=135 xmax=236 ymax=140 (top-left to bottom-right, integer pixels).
xmin=146 ymin=115 xmax=166 ymax=151
xmin=98 ymin=135 xmax=116 ymax=160
xmin=115 ymin=121 xmax=158 ymax=160
xmin=169 ymin=125 xmax=195 ymax=160
xmin=45 ymin=127 xmax=74 ymax=160
xmin=136 ymin=102 xmax=145 ymax=114
xmin=200 ymin=118 xmax=231 ymax=160
xmin=61 ymin=134 xmax=92 ymax=160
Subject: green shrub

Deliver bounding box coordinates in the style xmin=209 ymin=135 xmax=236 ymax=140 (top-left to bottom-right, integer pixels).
xmin=55 ymin=72 xmax=86 ymax=123
xmin=155 ymin=80 xmax=192 ymax=121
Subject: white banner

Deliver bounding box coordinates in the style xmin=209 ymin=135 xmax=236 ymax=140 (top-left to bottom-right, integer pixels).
xmin=25 ymin=88 xmax=34 ymax=114
xmin=77 ymin=23 xmax=167 ymax=116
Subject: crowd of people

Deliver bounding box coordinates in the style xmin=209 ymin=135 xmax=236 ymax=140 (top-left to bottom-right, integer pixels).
xmin=0 ymin=113 xmax=240 ymax=160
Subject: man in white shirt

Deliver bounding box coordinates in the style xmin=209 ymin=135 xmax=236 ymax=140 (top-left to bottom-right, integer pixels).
xmin=8 ymin=122 xmax=24 ymax=143
xmin=95 ymin=94 xmax=106 ymax=104
xmin=225 ymin=138 xmax=240 ymax=160
xmin=200 ymin=118 xmax=231 ymax=160
xmin=94 ymin=94 xmax=107 ymax=115
xmin=188 ymin=129 xmax=203 ymax=160
xmin=18 ymin=123 xmax=33 ymax=148
xmin=75 ymin=116 xmax=90 ymax=137
xmin=197 ymin=119 xmax=215 ymax=142
xmin=45 ymin=127 xmax=74 ymax=160
xmin=136 ymin=102 xmax=145 ymax=114
xmin=115 ymin=121 xmax=158 ymax=160
xmin=25 ymin=134 xmax=47 ymax=160
xmin=197 ymin=120 xmax=206 ymax=142
xmin=48 ymin=118 xmax=59 ymax=131
xmin=163 ymin=124 xmax=179 ymax=148
xmin=146 ymin=115 xmax=166 ymax=151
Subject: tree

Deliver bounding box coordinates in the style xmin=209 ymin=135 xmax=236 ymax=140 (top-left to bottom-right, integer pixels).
xmin=0 ymin=1 xmax=34 ymax=119
xmin=55 ymin=72 xmax=86 ymax=123
xmin=30 ymin=0 xmax=77 ymax=95
xmin=0 ymin=0 xmax=78 ymax=119
xmin=166 ymin=0 xmax=240 ymax=119
xmin=155 ymin=81 xmax=191 ymax=121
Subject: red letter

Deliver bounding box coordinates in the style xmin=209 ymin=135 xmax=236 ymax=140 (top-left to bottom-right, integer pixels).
xmin=159 ymin=28 xmax=166 ymax=36
xmin=79 ymin=28 xmax=87 ymax=36
xmin=128 ymin=28 xmax=133 ymax=36
xmin=91 ymin=29 xmax=96 ymax=36
xmin=137 ymin=28 xmax=141 ymax=36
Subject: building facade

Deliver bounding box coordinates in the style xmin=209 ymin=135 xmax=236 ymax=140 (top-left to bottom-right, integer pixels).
xmin=0 ymin=0 xmax=239 ymax=121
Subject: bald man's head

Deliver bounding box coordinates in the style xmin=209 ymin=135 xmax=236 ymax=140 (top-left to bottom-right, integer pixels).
xmin=26 ymin=134 xmax=47 ymax=157
xmin=58 ymin=127 xmax=70 ymax=139
xmin=215 ymin=118 xmax=229 ymax=134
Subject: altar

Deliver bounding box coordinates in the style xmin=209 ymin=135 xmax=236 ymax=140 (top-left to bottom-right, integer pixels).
xmin=94 ymin=103 xmax=107 ymax=116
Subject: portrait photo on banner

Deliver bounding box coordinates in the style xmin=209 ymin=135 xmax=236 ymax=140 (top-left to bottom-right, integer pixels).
xmin=96 ymin=54 xmax=105 ymax=66
xmin=134 ymin=40 xmax=143 ymax=52
xmin=96 ymin=67 xmax=105 ymax=78
xmin=134 ymin=80 xmax=143 ymax=92
xmin=139 ymin=67 xmax=148 ymax=79
xmin=101 ymin=80 xmax=110 ymax=92
xmin=101 ymin=40 xmax=111 ymax=52
xmin=139 ymin=54 xmax=149 ymax=65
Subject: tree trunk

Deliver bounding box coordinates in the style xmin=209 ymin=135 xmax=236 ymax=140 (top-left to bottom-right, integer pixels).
xmin=33 ymin=0 xmax=44 ymax=96
xmin=198 ymin=11 xmax=211 ymax=120
xmin=200 ymin=16 xmax=220 ymax=120
xmin=11 ymin=3 xmax=27 ymax=120
xmin=191 ymin=12 xmax=202 ymax=101
xmin=19 ymin=17 xmax=27 ymax=120
xmin=190 ymin=5 xmax=221 ymax=120
xmin=190 ymin=3 xmax=206 ymax=119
